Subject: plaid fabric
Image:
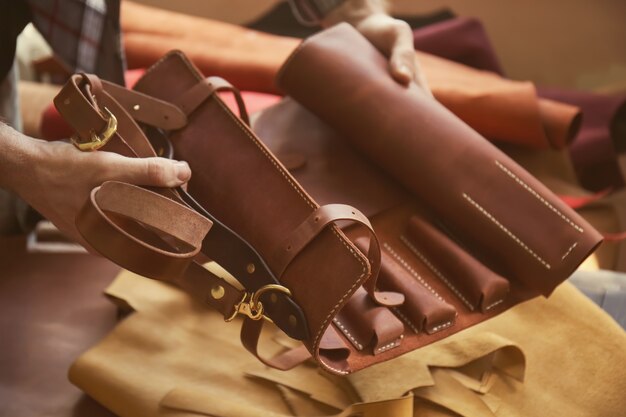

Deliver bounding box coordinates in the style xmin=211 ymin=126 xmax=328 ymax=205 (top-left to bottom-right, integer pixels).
xmin=26 ymin=0 xmax=125 ymax=84
xmin=13 ymin=1 xmax=343 ymax=82
xmin=288 ymin=0 xmax=346 ymax=25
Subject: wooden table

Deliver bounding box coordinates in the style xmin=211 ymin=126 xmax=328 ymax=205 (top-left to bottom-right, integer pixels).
xmin=0 ymin=236 xmax=120 ymax=416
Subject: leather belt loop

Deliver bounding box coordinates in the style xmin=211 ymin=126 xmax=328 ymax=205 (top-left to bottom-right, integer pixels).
xmin=174 ymin=76 xmax=250 ymax=125
xmin=54 ymin=74 xmax=109 ymax=144
xmin=270 ymin=204 xmax=404 ymax=307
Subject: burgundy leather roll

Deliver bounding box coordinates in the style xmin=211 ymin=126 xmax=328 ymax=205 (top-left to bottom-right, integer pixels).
xmin=277 ymin=23 xmax=601 ymax=297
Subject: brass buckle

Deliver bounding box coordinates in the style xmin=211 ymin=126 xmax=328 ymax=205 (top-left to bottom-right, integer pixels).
xmin=225 ymin=284 xmax=292 ymax=322
xmin=71 ymin=107 xmax=118 ymax=151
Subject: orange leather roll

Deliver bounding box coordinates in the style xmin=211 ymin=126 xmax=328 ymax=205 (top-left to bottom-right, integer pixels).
xmin=120 ymin=1 xmax=580 ymax=149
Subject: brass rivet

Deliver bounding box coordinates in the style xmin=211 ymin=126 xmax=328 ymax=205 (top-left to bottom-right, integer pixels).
xmin=133 ymin=104 xmax=140 ymax=111
xmin=210 ymin=285 xmax=225 ymax=300
xmin=288 ymin=315 xmax=297 ymax=327
xmin=270 ymin=293 xmax=278 ymax=303
xmin=246 ymin=263 xmax=256 ymax=274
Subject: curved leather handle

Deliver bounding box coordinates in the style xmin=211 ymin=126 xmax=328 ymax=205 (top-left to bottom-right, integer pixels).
xmin=77 ymin=181 xmax=212 ymax=281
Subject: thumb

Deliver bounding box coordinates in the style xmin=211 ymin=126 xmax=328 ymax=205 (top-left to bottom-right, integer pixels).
xmin=106 ymin=155 xmax=192 ymax=188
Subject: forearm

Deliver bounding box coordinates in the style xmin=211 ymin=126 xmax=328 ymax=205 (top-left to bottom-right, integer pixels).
xmin=0 ymin=123 xmax=37 ymax=193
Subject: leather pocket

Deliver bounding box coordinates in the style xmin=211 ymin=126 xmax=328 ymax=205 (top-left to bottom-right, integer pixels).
xmin=377 ymin=249 xmax=457 ymax=334
xmin=333 ymin=287 xmax=404 ymax=355
xmin=404 ymin=215 xmax=510 ymax=312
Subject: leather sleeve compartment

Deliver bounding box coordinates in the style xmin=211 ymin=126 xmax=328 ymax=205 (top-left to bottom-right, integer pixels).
xmin=333 ymin=287 xmax=405 ymax=355
xmin=404 ymin=214 xmax=510 ymax=313
xmin=378 ymin=249 xmax=457 ymax=334
xmin=336 ymin=203 xmax=538 ymax=372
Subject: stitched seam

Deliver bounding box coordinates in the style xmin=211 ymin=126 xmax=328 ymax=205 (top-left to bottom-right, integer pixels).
xmin=215 ymin=98 xmax=316 ymax=210
xmin=374 ymin=340 xmax=400 ymax=354
xmin=313 ymin=226 xmax=368 ymax=350
xmin=214 ymin=98 xmax=368 ymax=355
xmin=485 ymin=298 xmax=505 ymax=311
xmin=318 ymin=360 xmax=350 ymax=375
xmin=495 ymin=160 xmax=584 ymax=233
xmin=393 ymin=307 xmax=419 ymax=333
xmin=383 ymin=243 xmax=444 ymax=301
xmin=561 ymin=242 xmax=578 ymax=260
xmin=400 ymin=236 xmax=475 ymax=311
xmin=462 ymin=193 xmax=552 ymax=270
xmin=333 ymin=318 xmax=364 ymax=350
xmin=429 ymin=320 xmax=454 ymax=333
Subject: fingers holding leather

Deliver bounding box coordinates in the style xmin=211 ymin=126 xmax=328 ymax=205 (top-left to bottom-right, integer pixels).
xmin=387 ymin=23 xmax=432 ymax=94
xmin=389 ymin=41 xmax=417 ymax=86
xmin=100 ymin=154 xmax=192 ymax=188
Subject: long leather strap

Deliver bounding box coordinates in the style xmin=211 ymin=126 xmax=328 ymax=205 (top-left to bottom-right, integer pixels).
xmin=56 ymin=74 xmax=310 ymax=339
xmin=55 ymin=72 xmax=392 ymax=373
xmin=270 ymin=204 xmax=403 ymax=307
xmin=76 ymin=182 xmax=249 ymax=317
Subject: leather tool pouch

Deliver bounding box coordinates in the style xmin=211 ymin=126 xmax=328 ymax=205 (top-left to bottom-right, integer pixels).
xmin=54 ymin=23 xmax=601 ymax=375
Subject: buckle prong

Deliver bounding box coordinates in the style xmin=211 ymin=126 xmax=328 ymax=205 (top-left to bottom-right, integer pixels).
xmin=71 ymin=107 xmax=118 ymax=151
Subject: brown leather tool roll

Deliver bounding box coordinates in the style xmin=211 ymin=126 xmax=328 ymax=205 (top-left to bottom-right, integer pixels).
xmin=277 ymin=23 xmax=601 ymax=296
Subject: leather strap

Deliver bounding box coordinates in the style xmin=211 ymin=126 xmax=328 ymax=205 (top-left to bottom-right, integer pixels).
xmin=77 ymin=181 xmax=211 ymax=281
xmin=76 ymin=181 xmax=249 ymax=318
xmin=174 ymin=76 xmax=250 ymax=125
xmin=101 ymin=80 xmax=188 ymax=130
xmin=240 ymin=318 xmax=312 ymax=371
xmin=54 ymin=74 xmax=110 ymax=145
xmin=56 ymin=73 xmax=310 ymax=339
xmin=270 ymin=204 xmax=403 ymax=307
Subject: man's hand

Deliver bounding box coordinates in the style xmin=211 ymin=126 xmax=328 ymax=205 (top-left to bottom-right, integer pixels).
xmin=0 ymin=124 xmax=191 ymax=245
xmin=321 ymin=0 xmax=431 ymax=94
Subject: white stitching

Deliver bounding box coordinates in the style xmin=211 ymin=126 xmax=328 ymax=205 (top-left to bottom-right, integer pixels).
xmin=318 ymin=360 xmax=350 ymax=375
xmin=462 ymin=193 xmax=552 ymax=270
xmin=400 ymin=236 xmax=475 ymax=311
xmin=313 ymin=230 xmax=368 ymax=350
xmin=215 ymin=99 xmax=316 ymax=210
xmin=333 ymin=318 xmax=364 ymax=350
xmin=142 ymin=57 xmax=365 ymax=372
xmin=383 ymin=242 xmax=444 ymax=301
xmin=495 ymin=160 xmax=584 ymax=233
xmin=561 ymin=242 xmax=578 ymax=260
xmin=374 ymin=340 xmax=400 ymax=354
xmin=429 ymin=320 xmax=454 ymax=333
xmin=485 ymin=298 xmax=505 ymax=311
xmin=393 ymin=307 xmax=420 ymax=333
xmin=213 ymin=98 xmax=368 ymax=356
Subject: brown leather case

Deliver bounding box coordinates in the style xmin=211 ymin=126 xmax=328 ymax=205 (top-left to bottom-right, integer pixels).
xmin=52 ymin=23 xmax=601 ymax=376
xmin=267 ymin=23 xmax=600 ymax=371
xmin=276 ymin=23 xmax=600 ymax=295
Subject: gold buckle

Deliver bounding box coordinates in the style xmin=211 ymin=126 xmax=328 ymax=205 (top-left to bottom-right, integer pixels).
xmin=225 ymin=284 xmax=292 ymax=322
xmin=71 ymin=107 xmax=118 ymax=151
